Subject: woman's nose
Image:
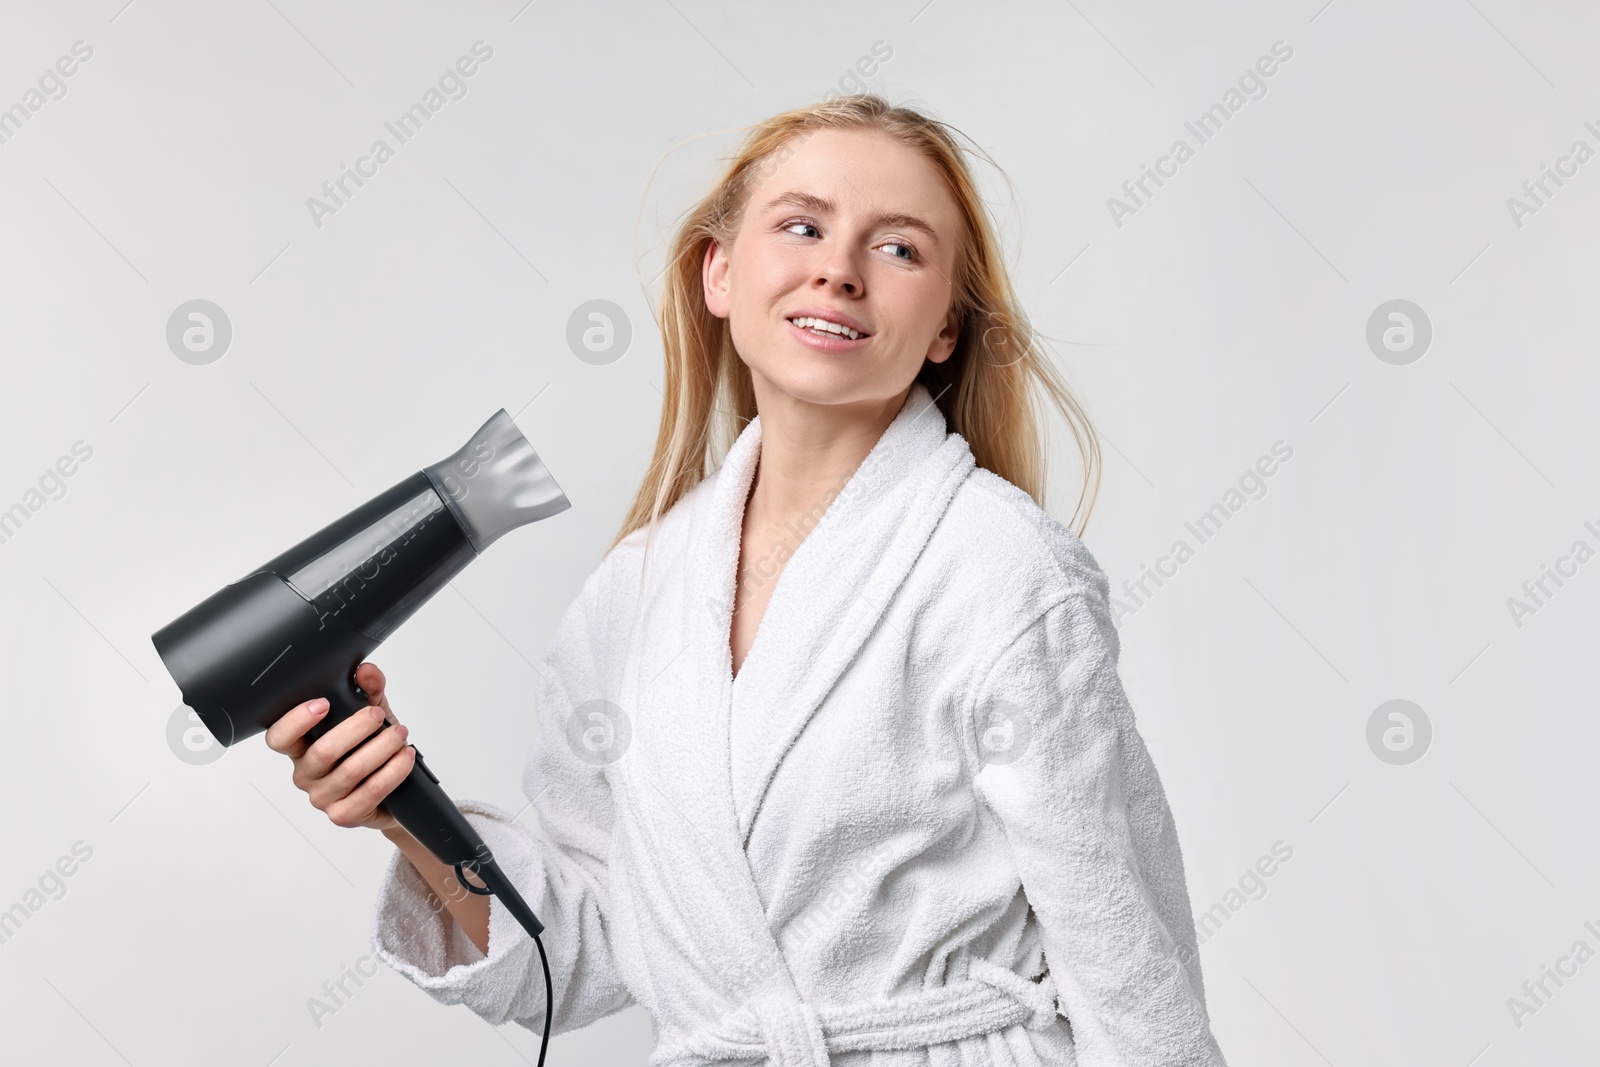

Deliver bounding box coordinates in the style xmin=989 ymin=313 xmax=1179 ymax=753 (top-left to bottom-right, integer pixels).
xmin=813 ymin=247 xmax=863 ymax=295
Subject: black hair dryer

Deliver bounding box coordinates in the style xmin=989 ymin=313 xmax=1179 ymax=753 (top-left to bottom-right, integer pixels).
xmin=151 ymin=409 xmax=567 ymax=947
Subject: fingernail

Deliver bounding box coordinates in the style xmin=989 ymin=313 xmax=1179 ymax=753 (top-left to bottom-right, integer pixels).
xmin=311 ymin=698 xmax=328 ymax=716
xmin=397 ymin=725 xmax=409 ymax=741
xmin=369 ymin=704 xmax=384 ymax=721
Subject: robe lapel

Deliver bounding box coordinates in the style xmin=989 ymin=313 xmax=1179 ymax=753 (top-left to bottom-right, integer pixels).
xmin=718 ymin=382 xmax=976 ymax=843
xmin=616 ymin=381 xmax=976 ymax=1046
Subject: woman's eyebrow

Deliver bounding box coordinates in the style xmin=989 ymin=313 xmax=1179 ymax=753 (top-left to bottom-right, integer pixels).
xmin=761 ymin=190 xmax=940 ymax=248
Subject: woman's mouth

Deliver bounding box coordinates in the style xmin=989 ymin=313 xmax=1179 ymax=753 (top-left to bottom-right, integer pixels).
xmin=785 ymin=315 xmax=870 ymax=351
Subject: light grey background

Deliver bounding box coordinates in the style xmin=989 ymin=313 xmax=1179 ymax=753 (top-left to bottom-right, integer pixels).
xmin=1 ymin=0 xmax=1595 ymax=1064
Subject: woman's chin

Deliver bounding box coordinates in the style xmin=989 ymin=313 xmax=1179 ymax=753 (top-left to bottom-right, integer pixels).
xmin=748 ymin=364 xmax=908 ymax=412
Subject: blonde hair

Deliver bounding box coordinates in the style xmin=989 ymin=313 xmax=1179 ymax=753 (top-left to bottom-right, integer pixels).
xmin=611 ymin=93 xmax=1101 ymax=559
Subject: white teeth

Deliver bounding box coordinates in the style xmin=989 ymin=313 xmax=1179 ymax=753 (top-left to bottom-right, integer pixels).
xmin=789 ymin=316 xmax=862 ymax=340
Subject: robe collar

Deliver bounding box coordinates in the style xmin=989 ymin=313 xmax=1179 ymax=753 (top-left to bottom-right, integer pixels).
xmin=697 ymin=380 xmax=976 ymax=843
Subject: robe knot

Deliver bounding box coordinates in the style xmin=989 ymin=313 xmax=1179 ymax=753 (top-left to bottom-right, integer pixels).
xmin=649 ymin=960 xmax=1064 ymax=1065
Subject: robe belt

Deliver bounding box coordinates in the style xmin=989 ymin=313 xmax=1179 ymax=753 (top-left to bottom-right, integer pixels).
xmin=649 ymin=958 xmax=1063 ymax=1066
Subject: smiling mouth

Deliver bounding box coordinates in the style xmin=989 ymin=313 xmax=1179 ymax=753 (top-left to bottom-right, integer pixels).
xmin=787 ymin=316 xmax=868 ymax=341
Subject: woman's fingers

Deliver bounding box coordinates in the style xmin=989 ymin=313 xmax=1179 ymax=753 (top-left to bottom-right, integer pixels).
xmin=265 ymin=697 xmax=328 ymax=759
xmin=310 ymin=721 xmax=411 ymax=809
xmin=263 ymin=663 xmax=415 ymax=835
xmin=268 ymin=663 xmax=412 ymax=833
xmin=295 ymin=704 xmax=388 ymax=785
xmin=325 ymin=746 xmax=418 ymax=830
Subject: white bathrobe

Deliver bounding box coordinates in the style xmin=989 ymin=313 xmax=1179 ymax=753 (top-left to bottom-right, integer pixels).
xmin=370 ymin=381 xmax=1229 ymax=1067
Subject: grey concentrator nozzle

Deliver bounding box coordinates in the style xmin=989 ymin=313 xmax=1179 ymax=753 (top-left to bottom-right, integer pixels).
xmin=423 ymin=408 xmax=571 ymax=553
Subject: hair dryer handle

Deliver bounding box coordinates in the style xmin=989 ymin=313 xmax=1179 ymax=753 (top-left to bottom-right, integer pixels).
xmin=299 ymin=672 xmax=463 ymax=851
xmin=296 ymin=672 xmax=548 ymax=936
xmin=300 ymin=672 xmax=517 ymax=880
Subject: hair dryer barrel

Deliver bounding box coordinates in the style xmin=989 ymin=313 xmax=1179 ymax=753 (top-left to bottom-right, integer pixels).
xmin=151 ymin=409 xmax=568 ymax=747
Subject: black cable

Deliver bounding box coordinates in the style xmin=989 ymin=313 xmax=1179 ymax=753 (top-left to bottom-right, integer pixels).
xmin=531 ymin=930 xmax=553 ymax=1067
xmin=455 ymin=859 xmax=555 ymax=1066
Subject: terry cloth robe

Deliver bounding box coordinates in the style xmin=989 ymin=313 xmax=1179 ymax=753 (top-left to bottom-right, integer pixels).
xmin=370 ymin=381 xmax=1230 ymax=1067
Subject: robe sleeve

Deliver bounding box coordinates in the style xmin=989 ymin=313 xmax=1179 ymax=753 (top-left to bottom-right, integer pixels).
xmin=970 ymin=584 xmax=1228 ymax=1067
xmin=368 ymin=574 xmax=635 ymax=1035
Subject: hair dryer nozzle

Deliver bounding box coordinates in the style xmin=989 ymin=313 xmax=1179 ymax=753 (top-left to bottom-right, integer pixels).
xmin=423 ymin=409 xmax=570 ymax=554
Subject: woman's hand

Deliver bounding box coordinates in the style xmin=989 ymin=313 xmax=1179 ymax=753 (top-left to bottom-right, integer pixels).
xmin=265 ymin=663 xmax=490 ymax=952
xmin=265 ymin=662 xmax=417 ymax=835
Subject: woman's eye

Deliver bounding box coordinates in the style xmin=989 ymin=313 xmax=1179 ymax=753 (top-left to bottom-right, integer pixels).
xmin=779 ymin=220 xmax=917 ymax=263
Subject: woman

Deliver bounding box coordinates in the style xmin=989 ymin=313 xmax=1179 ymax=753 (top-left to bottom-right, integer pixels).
xmin=268 ymin=95 xmax=1230 ymax=1066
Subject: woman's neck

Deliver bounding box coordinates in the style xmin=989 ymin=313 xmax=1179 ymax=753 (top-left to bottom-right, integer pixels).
xmin=744 ymin=382 xmax=908 ymax=531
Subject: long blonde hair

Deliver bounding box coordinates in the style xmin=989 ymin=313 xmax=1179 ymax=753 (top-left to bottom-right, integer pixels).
xmin=611 ymin=94 xmax=1101 ymax=558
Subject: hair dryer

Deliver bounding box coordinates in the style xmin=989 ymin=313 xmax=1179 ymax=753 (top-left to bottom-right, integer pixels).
xmin=151 ymin=408 xmax=566 ymax=1061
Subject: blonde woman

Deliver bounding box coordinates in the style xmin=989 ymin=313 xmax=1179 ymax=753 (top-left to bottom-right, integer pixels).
xmin=269 ymin=94 xmax=1229 ymax=1066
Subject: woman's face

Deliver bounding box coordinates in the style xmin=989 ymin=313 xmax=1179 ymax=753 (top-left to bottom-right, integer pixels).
xmin=702 ymin=127 xmax=963 ymax=410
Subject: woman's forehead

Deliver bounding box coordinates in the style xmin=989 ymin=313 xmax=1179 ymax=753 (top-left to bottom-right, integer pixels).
xmin=747 ymin=128 xmax=959 ymax=233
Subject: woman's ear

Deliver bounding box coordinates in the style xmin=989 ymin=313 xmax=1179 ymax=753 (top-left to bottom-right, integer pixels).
xmin=703 ymin=238 xmax=731 ymax=320
xmin=925 ymin=305 xmax=962 ymax=365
